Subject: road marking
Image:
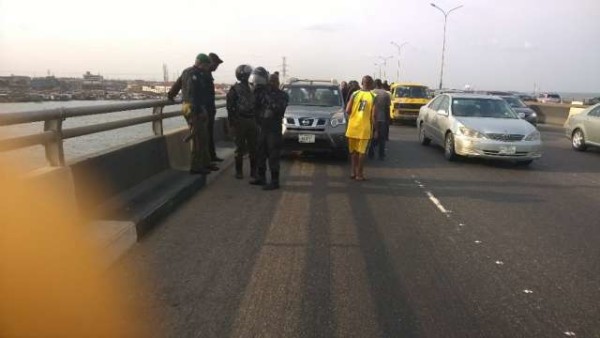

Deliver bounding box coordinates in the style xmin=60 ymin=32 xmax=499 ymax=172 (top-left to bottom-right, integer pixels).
xmin=425 ymin=191 xmax=450 ymax=214
xmin=458 ymin=223 xmax=465 ymax=227
xmin=474 ymin=240 xmax=482 ymax=244
xmin=495 ymin=261 xmax=504 ymax=265
xmin=564 ymin=331 xmax=576 ymax=336
xmin=523 ymin=289 xmax=534 ymax=294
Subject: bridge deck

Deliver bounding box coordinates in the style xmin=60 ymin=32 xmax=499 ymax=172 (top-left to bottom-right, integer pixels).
xmin=114 ymin=125 xmax=600 ymax=337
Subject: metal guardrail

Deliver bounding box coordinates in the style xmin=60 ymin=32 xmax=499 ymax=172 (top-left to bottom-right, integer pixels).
xmin=0 ymin=96 xmax=226 ymax=166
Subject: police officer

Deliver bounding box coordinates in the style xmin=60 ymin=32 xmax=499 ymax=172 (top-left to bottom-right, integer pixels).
xmin=168 ymin=53 xmax=218 ymax=175
xmin=226 ymin=64 xmax=257 ymax=179
xmin=207 ymin=53 xmax=224 ymax=163
xmin=250 ymin=70 xmax=289 ymax=190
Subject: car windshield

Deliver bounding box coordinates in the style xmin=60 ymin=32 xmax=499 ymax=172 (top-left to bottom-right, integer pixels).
xmin=451 ymin=98 xmax=519 ymax=118
xmin=284 ymin=86 xmax=342 ymax=107
xmin=394 ymin=86 xmax=429 ymax=98
xmin=501 ymin=96 xmax=527 ymax=108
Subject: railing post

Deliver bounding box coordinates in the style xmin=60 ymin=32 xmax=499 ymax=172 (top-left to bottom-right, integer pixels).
xmin=152 ymin=105 xmax=164 ymax=136
xmin=43 ymin=108 xmax=65 ymax=166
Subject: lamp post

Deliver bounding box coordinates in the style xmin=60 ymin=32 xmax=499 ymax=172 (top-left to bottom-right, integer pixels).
xmin=378 ymin=55 xmax=393 ymax=81
xmin=373 ymin=62 xmax=382 ymax=79
xmin=390 ymin=41 xmax=408 ymax=82
xmin=430 ymin=3 xmax=463 ymax=90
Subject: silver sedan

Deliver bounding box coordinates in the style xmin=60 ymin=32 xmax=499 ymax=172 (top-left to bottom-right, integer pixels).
xmin=417 ymin=93 xmax=543 ymax=165
xmin=564 ymin=103 xmax=600 ymax=151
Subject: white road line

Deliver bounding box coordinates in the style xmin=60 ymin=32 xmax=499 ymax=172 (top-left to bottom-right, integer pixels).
xmin=425 ymin=191 xmax=450 ymax=214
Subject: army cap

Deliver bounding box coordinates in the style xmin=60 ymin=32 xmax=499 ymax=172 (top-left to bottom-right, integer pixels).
xmin=196 ymin=53 xmax=211 ymax=64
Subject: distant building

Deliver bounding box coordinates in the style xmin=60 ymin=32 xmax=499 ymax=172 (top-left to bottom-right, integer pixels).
xmin=82 ymin=71 xmax=104 ymax=90
xmin=31 ymin=76 xmax=61 ymax=91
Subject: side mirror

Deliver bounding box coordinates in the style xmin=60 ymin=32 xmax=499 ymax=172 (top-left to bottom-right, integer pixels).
xmin=517 ymin=112 xmax=526 ymax=119
xmin=437 ymin=109 xmax=448 ymax=116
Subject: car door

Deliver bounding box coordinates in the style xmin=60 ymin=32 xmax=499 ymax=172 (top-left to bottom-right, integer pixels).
xmin=431 ymin=95 xmax=450 ymax=144
xmin=585 ymin=105 xmax=600 ymax=144
xmin=423 ymin=95 xmax=443 ymax=140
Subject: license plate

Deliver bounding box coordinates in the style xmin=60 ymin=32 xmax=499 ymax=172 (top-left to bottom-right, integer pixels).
xmin=298 ymin=134 xmax=316 ymax=143
xmin=499 ymin=146 xmax=516 ymax=155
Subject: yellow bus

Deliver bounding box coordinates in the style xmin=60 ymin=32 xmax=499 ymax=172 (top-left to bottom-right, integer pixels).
xmin=390 ymin=83 xmax=431 ymax=124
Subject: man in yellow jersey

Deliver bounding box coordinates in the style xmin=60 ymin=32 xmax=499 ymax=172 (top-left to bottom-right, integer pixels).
xmin=345 ymin=75 xmax=376 ymax=181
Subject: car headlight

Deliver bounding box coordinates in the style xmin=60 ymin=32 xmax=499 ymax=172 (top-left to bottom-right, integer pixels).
xmin=530 ymin=112 xmax=537 ymax=117
xmin=458 ymin=126 xmax=486 ymax=138
xmin=524 ymin=130 xmax=541 ymax=141
xmin=330 ymin=115 xmax=347 ymax=127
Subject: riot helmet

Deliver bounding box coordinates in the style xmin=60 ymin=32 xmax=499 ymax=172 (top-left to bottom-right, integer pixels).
xmin=235 ymin=64 xmax=253 ymax=82
xmin=250 ymin=66 xmax=269 ymax=86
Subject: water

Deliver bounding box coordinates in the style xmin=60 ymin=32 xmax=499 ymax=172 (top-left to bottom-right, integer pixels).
xmin=0 ymin=101 xmax=226 ymax=171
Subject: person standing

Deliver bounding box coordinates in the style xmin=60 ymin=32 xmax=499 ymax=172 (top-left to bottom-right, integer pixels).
xmin=226 ymin=64 xmax=257 ymax=179
xmin=345 ymin=76 xmax=376 ymax=181
xmin=168 ymin=53 xmax=218 ymax=174
xmin=250 ymin=70 xmax=289 ymax=190
xmin=369 ymin=79 xmax=391 ymax=160
xmin=346 ymin=80 xmax=360 ymax=103
xmin=340 ymin=81 xmax=349 ymax=105
xmin=207 ymin=52 xmax=224 ymax=162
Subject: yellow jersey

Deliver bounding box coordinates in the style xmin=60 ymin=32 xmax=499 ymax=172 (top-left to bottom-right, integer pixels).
xmin=346 ymin=90 xmax=375 ymax=140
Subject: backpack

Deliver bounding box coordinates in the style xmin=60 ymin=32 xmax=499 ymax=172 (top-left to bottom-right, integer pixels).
xmin=233 ymin=83 xmax=255 ymax=114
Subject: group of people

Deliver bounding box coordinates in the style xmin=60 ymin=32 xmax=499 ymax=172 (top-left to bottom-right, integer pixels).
xmin=344 ymin=76 xmax=392 ymax=181
xmin=169 ymin=52 xmax=393 ymax=188
xmin=168 ymin=53 xmax=289 ymax=191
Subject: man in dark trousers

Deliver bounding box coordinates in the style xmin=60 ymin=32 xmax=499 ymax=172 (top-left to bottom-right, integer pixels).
xmin=226 ymin=64 xmax=257 ymax=179
xmin=250 ymin=71 xmax=289 ymax=190
xmin=207 ymin=52 xmax=224 ymax=162
xmin=167 ymin=53 xmax=218 ymax=174
xmin=369 ymin=79 xmax=392 ymax=160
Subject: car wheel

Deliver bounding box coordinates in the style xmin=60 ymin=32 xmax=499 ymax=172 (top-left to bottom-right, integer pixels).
xmin=572 ymin=129 xmax=587 ymax=151
xmin=444 ymin=132 xmax=457 ymax=161
xmin=418 ymin=123 xmax=431 ymax=146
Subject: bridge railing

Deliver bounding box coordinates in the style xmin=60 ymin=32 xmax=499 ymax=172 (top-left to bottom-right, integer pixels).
xmin=0 ymin=96 xmax=226 ymax=166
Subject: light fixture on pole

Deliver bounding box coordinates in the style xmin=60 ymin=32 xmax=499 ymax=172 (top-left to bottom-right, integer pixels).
xmin=373 ymin=62 xmax=383 ymax=80
xmin=378 ymin=55 xmax=393 ymax=81
xmin=430 ymin=2 xmax=463 ymax=90
xmin=390 ymin=41 xmax=408 ymax=82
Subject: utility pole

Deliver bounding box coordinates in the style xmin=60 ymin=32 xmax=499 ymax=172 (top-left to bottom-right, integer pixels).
xmin=390 ymin=41 xmax=409 ymax=82
xmin=280 ymin=57 xmax=288 ymax=84
xmin=378 ymin=56 xmax=393 ymax=81
xmin=162 ymin=63 xmax=169 ymax=94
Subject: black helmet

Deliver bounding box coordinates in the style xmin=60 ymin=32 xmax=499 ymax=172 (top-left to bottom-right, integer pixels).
xmin=250 ymin=66 xmax=269 ymax=86
xmin=235 ymin=64 xmax=253 ymax=82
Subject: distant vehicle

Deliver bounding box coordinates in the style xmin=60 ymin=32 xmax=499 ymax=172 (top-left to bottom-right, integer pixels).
xmin=281 ymin=79 xmax=347 ymax=157
xmin=498 ymin=95 xmax=538 ymax=125
xmin=564 ymin=103 xmax=600 ymax=151
xmin=517 ymin=93 xmax=536 ymax=102
xmin=390 ymin=83 xmax=431 ymax=124
xmin=537 ymin=92 xmax=562 ymax=103
xmin=584 ymin=96 xmax=600 ymax=105
xmin=417 ymin=93 xmax=542 ymax=165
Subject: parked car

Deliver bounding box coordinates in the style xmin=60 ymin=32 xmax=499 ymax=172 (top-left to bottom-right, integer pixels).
xmin=281 ymin=79 xmax=347 ymax=157
xmin=498 ymin=95 xmax=538 ymax=125
xmin=537 ymin=92 xmax=562 ymax=103
xmin=564 ymin=103 xmax=600 ymax=151
xmin=584 ymin=96 xmax=600 ymax=105
xmin=417 ymin=93 xmax=543 ymax=165
xmin=390 ymin=83 xmax=430 ymax=124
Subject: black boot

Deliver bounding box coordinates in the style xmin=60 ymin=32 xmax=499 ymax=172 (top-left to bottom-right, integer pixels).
xmin=235 ymin=157 xmax=243 ymax=179
xmin=263 ymin=171 xmax=280 ymax=190
xmin=249 ymin=156 xmax=257 ymax=179
xmin=250 ymin=168 xmax=266 ymax=186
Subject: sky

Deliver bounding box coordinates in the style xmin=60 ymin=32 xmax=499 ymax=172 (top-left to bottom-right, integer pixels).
xmin=1 ymin=0 xmax=599 ymax=92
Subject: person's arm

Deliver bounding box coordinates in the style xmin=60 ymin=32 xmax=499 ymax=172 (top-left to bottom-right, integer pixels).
xmin=385 ymin=95 xmax=392 ymax=124
xmin=226 ymin=86 xmax=238 ymax=125
xmin=167 ymin=76 xmax=182 ymax=101
xmin=345 ymin=93 xmax=355 ymax=116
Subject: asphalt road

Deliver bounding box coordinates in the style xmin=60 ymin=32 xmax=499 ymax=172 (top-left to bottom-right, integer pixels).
xmin=115 ymin=124 xmax=600 ymax=338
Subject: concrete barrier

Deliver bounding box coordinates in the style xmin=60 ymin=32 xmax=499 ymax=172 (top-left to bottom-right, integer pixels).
xmin=526 ymin=102 xmax=588 ymax=126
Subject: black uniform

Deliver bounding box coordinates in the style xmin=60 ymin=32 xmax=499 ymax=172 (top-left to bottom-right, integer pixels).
xmin=254 ymin=84 xmax=289 ymax=186
xmin=206 ymin=72 xmax=219 ymax=160
xmin=226 ymin=82 xmax=258 ymax=178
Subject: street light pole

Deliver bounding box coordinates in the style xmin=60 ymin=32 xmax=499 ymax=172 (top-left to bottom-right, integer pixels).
xmin=378 ymin=55 xmax=393 ymax=81
xmin=390 ymin=41 xmax=408 ymax=82
xmin=374 ymin=62 xmax=382 ymax=80
xmin=431 ymin=3 xmax=463 ymax=90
